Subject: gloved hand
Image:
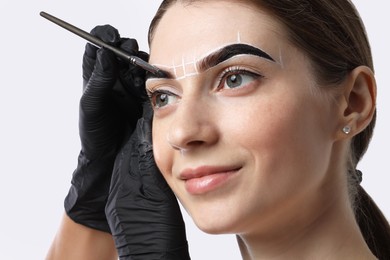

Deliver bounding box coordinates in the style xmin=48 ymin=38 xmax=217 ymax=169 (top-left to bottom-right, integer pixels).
xmin=105 ymin=103 xmax=191 ymax=260
xmin=64 ymin=25 xmax=148 ymax=232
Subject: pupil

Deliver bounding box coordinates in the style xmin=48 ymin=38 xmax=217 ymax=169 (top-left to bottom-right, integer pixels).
xmin=158 ymin=94 xmax=168 ymax=106
xmin=227 ymin=74 xmax=242 ymax=88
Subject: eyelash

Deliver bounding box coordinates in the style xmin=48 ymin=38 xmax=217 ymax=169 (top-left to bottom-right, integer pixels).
xmin=146 ymin=66 xmax=263 ymax=109
xmin=147 ymin=89 xmax=177 ymax=109
xmin=216 ymin=66 xmax=262 ymax=90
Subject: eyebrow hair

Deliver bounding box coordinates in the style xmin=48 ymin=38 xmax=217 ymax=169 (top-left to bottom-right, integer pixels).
xmin=145 ymin=69 xmax=174 ymax=81
xmin=198 ymin=43 xmax=275 ymax=71
xmin=145 ymin=43 xmax=274 ymax=80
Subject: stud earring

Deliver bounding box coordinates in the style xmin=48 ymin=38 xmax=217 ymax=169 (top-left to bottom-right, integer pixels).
xmin=342 ymin=126 xmax=351 ymax=135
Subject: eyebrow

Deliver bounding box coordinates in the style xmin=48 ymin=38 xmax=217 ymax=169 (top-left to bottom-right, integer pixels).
xmin=146 ymin=43 xmax=275 ymax=80
xmin=199 ymin=43 xmax=275 ymax=71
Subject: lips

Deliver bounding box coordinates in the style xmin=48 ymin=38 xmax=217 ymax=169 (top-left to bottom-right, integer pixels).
xmin=180 ymin=165 xmax=240 ymax=195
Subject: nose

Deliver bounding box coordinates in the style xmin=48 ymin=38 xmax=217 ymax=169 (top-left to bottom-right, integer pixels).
xmin=167 ymin=96 xmax=219 ymax=152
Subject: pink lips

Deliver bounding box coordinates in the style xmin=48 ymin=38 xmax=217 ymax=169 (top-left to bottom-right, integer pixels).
xmin=180 ymin=165 xmax=240 ymax=195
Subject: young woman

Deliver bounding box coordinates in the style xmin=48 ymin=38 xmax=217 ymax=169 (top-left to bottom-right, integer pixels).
xmin=47 ymin=0 xmax=390 ymax=259
xmin=144 ymin=0 xmax=390 ymax=258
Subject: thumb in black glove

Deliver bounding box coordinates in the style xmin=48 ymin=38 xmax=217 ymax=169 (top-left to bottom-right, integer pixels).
xmin=105 ymin=103 xmax=191 ymax=259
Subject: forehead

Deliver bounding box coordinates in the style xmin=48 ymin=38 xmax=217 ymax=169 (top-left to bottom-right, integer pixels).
xmin=149 ymin=1 xmax=286 ymax=63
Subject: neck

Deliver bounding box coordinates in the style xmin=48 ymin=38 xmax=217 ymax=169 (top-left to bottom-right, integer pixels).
xmin=236 ymin=190 xmax=375 ymax=260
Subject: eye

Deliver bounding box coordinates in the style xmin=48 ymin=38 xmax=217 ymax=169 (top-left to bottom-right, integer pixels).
xmin=148 ymin=90 xmax=178 ymax=109
xmin=219 ymin=68 xmax=261 ymax=90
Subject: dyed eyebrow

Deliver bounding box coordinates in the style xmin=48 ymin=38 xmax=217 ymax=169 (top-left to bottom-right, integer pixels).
xmin=198 ymin=43 xmax=275 ymax=72
xmin=145 ymin=69 xmax=174 ymax=81
xmin=145 ymin=43 xmax=274 ymax=80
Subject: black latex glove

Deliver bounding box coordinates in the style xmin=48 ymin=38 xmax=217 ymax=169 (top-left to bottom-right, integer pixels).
xmin=105 ymin=104 xmax=191 ymax=260
xmin=64 ymin=25 xmax=148 ymax=232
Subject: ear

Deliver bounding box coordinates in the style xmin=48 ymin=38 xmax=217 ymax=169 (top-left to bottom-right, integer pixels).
xmin=336 ymin=66 xmax=376 ymax=140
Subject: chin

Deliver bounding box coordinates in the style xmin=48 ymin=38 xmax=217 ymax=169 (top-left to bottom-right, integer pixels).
xmin=189 ymin=210 xmax=240 ymax=235
xmin=195 ymin=221 xmax=231 ymax=235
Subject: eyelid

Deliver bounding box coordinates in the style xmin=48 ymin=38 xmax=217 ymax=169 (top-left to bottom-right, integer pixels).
xmin=147 ymin=88 xmax=176 ymax=100
xmin=146 ymin=85 xmax=181 ymax=110
xmin=145 ymin=78 xmax=178 ymax=94
xmin=216 ymin=66 xmax=263 ymax=89
xmin=146 ymin=85 xmax=180 ymax=98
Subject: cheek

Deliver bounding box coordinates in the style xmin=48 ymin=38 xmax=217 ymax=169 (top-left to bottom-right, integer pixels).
xmin=221 ymin=93 xmax=334 ymax=222
xmin=228 ymin=91 xmax=332 ymax=179
xmin=222 ymin=94 xmax=302 ymax=152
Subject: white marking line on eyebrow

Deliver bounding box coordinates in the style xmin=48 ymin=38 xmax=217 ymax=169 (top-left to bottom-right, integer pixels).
xmin=278 ymin=46 xmax=284 ymax=69
xmin=172 ymin=60 xmax=178 ymax=78
xmin=156 ymin=61 xmax=196 ymax=69
xmin=193 ymin=55 xmax=199 ymax=74
xmin=175 ymin=72 xmax=199 ymax=81
xmin=237 ymin=31 xmax=241 ymax=43
xmin=182 ymin=56 xmax=187 ymax=76
xmin=177 ymin=56 xmax=199 ymax=80
xmin=150 ymin=60 xmax=200 ymax=80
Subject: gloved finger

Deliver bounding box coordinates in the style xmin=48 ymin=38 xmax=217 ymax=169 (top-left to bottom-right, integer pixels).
xmin=135 ymin=115 xmax=175 ymax=200
xmin=82 ymin=43 xmax=98 ymax=86
xmin=139 ymin=149 xmax=176 ymax=201
xmin=111 ymin=78 xmax=144 ymax=130
xmin=131 ymin=51 xmax=149 ymax=90
xmin=116 ymin=38 xmax=139 ymax=72
xmin=108 ymin=137 xmax=142 ymax=205
xmin=84 ymin=42 xmax=99 ymax=60
xmin=91 ymin=25 xmax=121 ymax=45
xmin=138 ymin=51 xmax=149 ymax=62
xmin=82 ymin=25 xmax=121 ymax=86
xmin=142 ymin=102 xmax=154 ymax=122
xmin=137 ymin=103 xmax=154 ymax=155
xmin=80 ymin=47 xmax=118 ymax=111
xmin=138 ymin=117 xmax=152 ymax=153
xmin=118 ymin=67 xmax=147 ymax=100
xmin=105 ymin=140 xmax=140 ymax=238
xmin=116 ymin=38 xmax=148 ymax=99
xmin=119 ymin=37 xmax=139 ymax=55
xmin=84 ymin=25 xmax=120 ymax=59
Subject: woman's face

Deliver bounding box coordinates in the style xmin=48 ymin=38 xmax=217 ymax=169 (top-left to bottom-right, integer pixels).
xmin=147 ymin=1 xmax=342 ymax=235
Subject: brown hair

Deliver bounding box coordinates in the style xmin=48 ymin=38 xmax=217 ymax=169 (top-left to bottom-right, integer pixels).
xmin=148 ymin=0 xmax=390 ymax=258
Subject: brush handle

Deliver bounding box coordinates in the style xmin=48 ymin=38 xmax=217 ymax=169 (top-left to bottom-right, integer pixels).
xmin=40 ymin=11 xmax=164 ymax=76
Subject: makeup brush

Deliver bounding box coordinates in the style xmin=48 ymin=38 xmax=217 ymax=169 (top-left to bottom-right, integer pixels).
xmin=40 ymin=11 xmax=166 ymax=77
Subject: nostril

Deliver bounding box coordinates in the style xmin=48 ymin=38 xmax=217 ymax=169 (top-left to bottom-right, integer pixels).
xmin=187 ymin=140 xmax=204 ymax=147
xmin=166 ymin=132 xmax=205 ymax=151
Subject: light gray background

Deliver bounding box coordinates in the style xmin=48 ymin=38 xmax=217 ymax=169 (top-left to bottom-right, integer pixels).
xmin=0 ymin=1 xmax=388 ymax=259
